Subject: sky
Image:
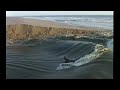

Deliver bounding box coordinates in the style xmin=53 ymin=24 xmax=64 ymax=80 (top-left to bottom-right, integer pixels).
xmin=6 ymin=11 xmax=113 ymax=16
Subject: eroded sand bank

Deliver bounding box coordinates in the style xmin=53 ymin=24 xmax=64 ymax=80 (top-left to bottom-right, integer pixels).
xmin=6 ymin=17 xmax=113 ymax=42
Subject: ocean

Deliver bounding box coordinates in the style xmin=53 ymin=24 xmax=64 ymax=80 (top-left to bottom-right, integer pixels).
xmin=24 ymin=15 xmax=113 ymax=30
xmin=6 ymin=15 xmax=113 ymax=79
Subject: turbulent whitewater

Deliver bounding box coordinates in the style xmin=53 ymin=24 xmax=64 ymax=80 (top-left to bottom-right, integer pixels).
xmin=56 ymin=44 xmax=111 ymax=70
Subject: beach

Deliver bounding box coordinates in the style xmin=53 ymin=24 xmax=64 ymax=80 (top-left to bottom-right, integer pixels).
xmin=6 ymin=17 xmax=113 ymax=79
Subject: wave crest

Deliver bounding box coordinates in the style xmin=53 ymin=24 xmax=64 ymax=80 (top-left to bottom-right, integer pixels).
xmin=56 ymin=44 xmax=110 ymax=70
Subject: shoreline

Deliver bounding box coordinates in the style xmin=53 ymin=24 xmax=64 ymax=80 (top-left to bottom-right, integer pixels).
xmin=6 ymin=17 xmax=113 ymax=79
xmin=6 ymin=17 xmax=112 ymax=31
xmin=23 ymin=17 xmax=113 ymax=31
xmin=6 ymin=17 xmax=113 ymax=42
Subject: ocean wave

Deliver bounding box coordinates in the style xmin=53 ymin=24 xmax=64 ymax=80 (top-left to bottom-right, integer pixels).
xmin=6 ymin=36 xmax=112 ymax=71
xmin=56 ymin=44 xmax=111 ymax=70
xmin=6 ymin=36 xmax=113 ymax=78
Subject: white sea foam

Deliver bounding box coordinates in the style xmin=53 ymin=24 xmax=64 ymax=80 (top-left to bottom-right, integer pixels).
xmin=56 ymin=44 xmax=109 ymax=70
xmin=23 ymin=15 xmax=113 ymax=30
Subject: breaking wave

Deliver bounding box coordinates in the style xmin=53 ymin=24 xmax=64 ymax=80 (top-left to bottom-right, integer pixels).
xmin=56 ymin=44 xmax=111 ymax=70
xmin=6 ymin=35 xmax=113 ymax=79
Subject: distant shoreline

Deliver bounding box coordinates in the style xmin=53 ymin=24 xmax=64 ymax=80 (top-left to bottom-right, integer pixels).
xmin=6 ymin=17 xmax=112 ymax=31
xmin=6 ymin=17 xmax=113 ymax=42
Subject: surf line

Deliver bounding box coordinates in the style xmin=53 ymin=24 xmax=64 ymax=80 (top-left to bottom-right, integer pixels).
xmin=56 ymin=44 xmax=111 ymax=70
